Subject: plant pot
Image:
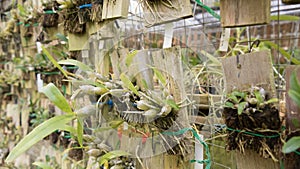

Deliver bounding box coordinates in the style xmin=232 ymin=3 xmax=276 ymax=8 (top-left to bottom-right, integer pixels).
xmin=220 ymin=0 xmax=271 ymax=27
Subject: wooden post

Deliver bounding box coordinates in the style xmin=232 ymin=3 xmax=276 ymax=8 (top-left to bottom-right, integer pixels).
xmin=284 ymin=66 xmax=300 ymax=169
xmin=220 ymin=0 xmax=270 ymax=27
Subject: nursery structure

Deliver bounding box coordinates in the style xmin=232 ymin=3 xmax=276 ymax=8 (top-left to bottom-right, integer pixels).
xmin=1 ymin=0 xmax=300 ymax=169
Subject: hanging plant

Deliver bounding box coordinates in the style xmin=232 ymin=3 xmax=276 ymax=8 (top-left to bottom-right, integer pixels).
xmin=60 ymin=0 xmax=92 ymax=34
xmin=91 ymin=0 xmax=104 ymax=23
xmin=41 ymin=1 xmax=60 ymax=28
xmin=138 ymin=0 xmax=192 ymax=27
xmin=223 ymin=86 xmax=281 ymax=161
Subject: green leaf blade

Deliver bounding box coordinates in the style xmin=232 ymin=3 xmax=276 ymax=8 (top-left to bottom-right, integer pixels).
xmin=270 ymin=15 xmax=300 ymax=21
xmin=282 ymin=136 xmax=300 ymax=153
xmin=40 ymin=83 xmax=73 ymax=114
xmin=237 ymin=102 xmax=247 ymax=115
xmin=125 ymin=50 xmax=138 ymax=67
xmin=288 ymin=90 xmax=300 ymax=107
xmin=290 ymin=71 xmax=300 ymax=92
xmin=152 ymin=67 xmax=167 ymax=87
xmin=42 ymin=46 xmax=68 ymax=77
xmin=225 ymin=102 xmax=234 ymax=109
xmin=120 ymin=73 xmax=139 ymax=96
xmin=263 ymin=41 xmax=300 ymax=65
xmin=165 ymin=99 xmax=180 ymax=111
xmin=77 ymin=119 xmax=84 ymax=147
xmin=33 ymin=162 xmax=52 ymax=169
xmin=99 ymin=150 xmax=131 ymax=166
xmin=58 ymin=59 xmax=92 ymax=72
xmin=5 ymin=114 xmax=74 ymax=163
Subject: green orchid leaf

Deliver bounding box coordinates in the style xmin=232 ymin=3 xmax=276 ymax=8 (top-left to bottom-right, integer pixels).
xmin=237 ymin=102 xmax=247 ymax=115
xmin=109 ymin=120 xmax=124 ymax=129
xmin=17 ymin=4 xmax=28 ymax=17
xmin=231 ymin=91 xmax=246 ymax=99
xmin=42 ymin=46 xmax=68 ymax=77
xmin=265 ymin=98 xmax=279 ymax=105
xmin=141 ymin=79 xmax=149 ymax=90
xmin=224 ymin=101 xmax=235 ymax=109
xmin=33 ymin=162 xmax=52 ymax=169
xmin=56 ymin=33 xmax=68 ymax=42
xmin=99 ymin=150 xmax=131 ymax=166
xmin=58 ymin=59 xmax=93 ymax=72
xmin=292 ymin=118 xmax=300 ymax=128
xmin=200 ymin=50 xmax=221 ymax=66
xmin=165 ymin=99 xmax=180 ymax=111
xmin=282 ymin=136 xmax=300 ymax=153
xmin=270 ymin=15 xmax=300 ymax=21
xmin=125 ymin=50 xmax=138 ymax=67
xmin=290 ymin=71 xmax=300 ymax=92
xmin=288 ymin=90 xmax=300 ymax=107
xmin=254 ymin=90 xmax=264 ymax=104
xmin=263 ymin=41 xmax=300 ymax=65
xmin=40 ymin=83 xmax=73 ymax=114
xmin=77 ymin=118 xmax=84 ymax=147
xmin=152 ymin=67 xmax=167 ymax=87
xmin=227 ymin=95 xmax=239 ymax=104
xmin=5 ymin=114 xmax=74 ymax=163
xmin=120 ymin=73 xmax=139 ymax=96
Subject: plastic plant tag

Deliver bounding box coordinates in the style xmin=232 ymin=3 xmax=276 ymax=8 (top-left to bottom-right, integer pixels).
xmin=37 ymin=73 xmax=44 ymax=92
xmin=219 ymin=28 xmax=231 ymax=52
xmin=163 ymin=23 xmax=174 ymax=49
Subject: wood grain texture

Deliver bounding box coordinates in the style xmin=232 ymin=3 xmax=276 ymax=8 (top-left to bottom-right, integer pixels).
xmin=143 ymin=0 xmax=193 ymax=27
xmin=221 ymin=50 xmax=276 ymax=95
xmin=222 ymin=50 xmax=279 ymax=169
xmin=236 ymin=150 xmax=279 ymax=169
xmin=220 ymin=0 xmax=270 ymax=27
xmin=102 ymin=0 xmax=129 ymax=19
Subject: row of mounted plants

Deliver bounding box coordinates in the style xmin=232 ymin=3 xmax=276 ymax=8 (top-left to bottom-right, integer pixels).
xmin=0 ymin=0 xmax=300 ymax=169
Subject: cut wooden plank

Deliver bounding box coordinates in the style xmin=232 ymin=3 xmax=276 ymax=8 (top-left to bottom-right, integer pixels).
xmin=221 ymin=50 xmax=279 ymax=169
xmin=95 ymin=49 xmax=110 ymax=76
xmin=220 ymin=0 xmax=270 ymax=27
xmin=134 ymin=47 xmax=193 ymax=169
xmin=102 ymin=0 xmax=130 ymax=19
xmin=133 ymin=50 xmax=154 ymax=90
xmin=236 ymin=149 xmax=279 ymax=169
xmin=110 ymin=50 xmax=121 ymax=80
xmin=221 ymin=50 xmax=276 ymax=96
xmin=21 ymin=105 xmax=30 ymax=136
xmin=6 ymin=103 xmax=20 ymax=127
xmin=284 ymin=66 xmax=300 ymax=169
xmin=68 ymin=32 xmax=89 ymax=51
xmin=143 ymin=0 xmax=193 ymax=27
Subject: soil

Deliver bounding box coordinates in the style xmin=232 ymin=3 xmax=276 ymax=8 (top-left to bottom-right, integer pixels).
xmin=223 ymin=104 xmax=281 ymax=159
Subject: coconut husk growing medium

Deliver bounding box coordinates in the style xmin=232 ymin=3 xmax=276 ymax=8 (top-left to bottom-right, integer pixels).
xmin=41 ymin=1 xmax=60 ymax=28
xmin=62 ymin=0 xmax=92 ymax=34
xmin=91 ymin=0 xmax=104 ymax=23
xmin=223 ymin=87 xmax=281 ymax=161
